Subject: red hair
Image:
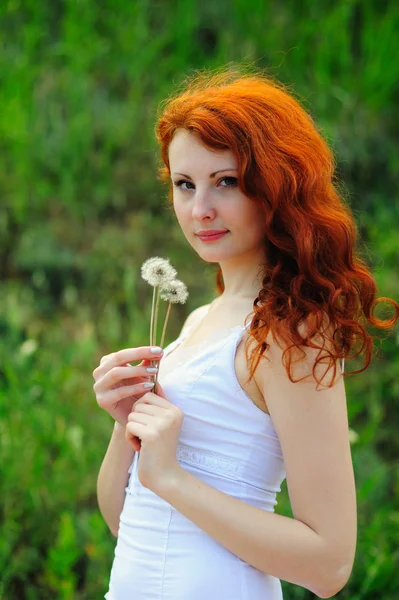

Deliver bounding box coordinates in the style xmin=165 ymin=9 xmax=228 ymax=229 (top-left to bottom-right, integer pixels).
xmin=155 ymin=65 xmax=399 ymax=388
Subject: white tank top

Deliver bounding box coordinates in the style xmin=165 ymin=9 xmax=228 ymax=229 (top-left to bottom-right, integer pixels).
xmin=105 ymin=307 xmax=345 ymax=599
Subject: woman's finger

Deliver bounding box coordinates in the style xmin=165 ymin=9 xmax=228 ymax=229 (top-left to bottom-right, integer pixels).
xmin=93 ymin=346 xmax=163 ymax=380
xmin=131 ymin=402 xmax=159 ymax=416
xmin=135 ymin=390 xmax=171 ymax=409
xmin=126 ymin=421 xmax=147 ymax=442
xmin=128 ymin=412 xmax=151 ymax=425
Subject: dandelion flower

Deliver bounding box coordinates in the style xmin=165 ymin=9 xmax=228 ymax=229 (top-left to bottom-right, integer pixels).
xmin=134 ymin=257 xmax=189 ymax=466
xmin=141 ymin=257 xmax=178 ymax=347
xmin=158 ymin=279 xmax=189 ymax=354
xmin=141 ymin=257 xmax=177 ymax=287
xmin=160 ymin=280 xmax=189 ymax=305
xmin=348 ymin=428 xmax=359 ymax=444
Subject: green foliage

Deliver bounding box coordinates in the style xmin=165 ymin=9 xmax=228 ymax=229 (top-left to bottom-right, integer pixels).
xmin=1 ymin=0 xmax=398 ymax=598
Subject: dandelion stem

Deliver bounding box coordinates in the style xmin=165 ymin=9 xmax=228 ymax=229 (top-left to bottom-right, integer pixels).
xmin=160 ymin=302 xmax=172 ymax=349
xmin=154 ymin=300 xmax=172 ymax=392
xmin=150 ymin=285 xmax=156 ymax=347
xmin=151 ymin=286 xmax=162 ymax=392
xmin=154 ymin=286 xmax=161 ymax=346
xmin=149 ymin=286 xmax=158 ymax=372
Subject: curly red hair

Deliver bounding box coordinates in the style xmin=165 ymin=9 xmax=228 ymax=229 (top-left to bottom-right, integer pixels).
xmin=155 ymin=65 xmax=399 ymax=388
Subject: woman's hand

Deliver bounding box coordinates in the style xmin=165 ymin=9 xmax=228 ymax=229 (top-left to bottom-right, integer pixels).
xmin=126 ymin=381 xmax=184 ymax=492
xmin=92 ymin=346 xmax=164 ymax=426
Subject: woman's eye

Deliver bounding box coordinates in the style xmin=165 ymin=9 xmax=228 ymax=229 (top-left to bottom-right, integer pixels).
xmin=174 ymin=180 xmax=195 ymax=190
xmin=173 ymin=177 xmax=237 ymax=190
xmin=220 ymin=176 xmax=237 ymax=187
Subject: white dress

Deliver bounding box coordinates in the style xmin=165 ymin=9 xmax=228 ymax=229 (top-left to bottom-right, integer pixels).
xmin=104 ymin=306 xmax=344 ymax=599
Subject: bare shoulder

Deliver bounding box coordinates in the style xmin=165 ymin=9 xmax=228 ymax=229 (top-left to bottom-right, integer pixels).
xmin=254 ymin=316 xmax=356 ymax=590
xmin=253 ymin=312 xmax=343 ymax=382
xmin=254 ymin=313 xmax=347 ymax=442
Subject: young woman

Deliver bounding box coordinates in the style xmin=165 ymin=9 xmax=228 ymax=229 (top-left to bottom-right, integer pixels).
xmin=95 ymin=66 xmax=399 ymax=599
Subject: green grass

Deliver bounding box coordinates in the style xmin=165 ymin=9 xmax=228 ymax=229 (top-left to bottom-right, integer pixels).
xmin=1 ymin=0 xmax=398 ymax=597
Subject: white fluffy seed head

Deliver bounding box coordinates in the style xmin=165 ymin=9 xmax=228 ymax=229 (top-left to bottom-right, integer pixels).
xmin=160 ymin=279 xmax=189 ymax=304
xmin=348 ymin=428 xmax=359 ymax=444
xmin=141 ymin=257 xmax=177 ymax=287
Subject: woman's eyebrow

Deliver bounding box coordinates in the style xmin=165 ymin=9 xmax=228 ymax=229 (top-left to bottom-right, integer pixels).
xmin=172 ymin=168 xmax=238 ymax=179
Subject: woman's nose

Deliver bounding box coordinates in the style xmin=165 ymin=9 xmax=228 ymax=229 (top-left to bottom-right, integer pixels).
xmin=191 ymin=191 xmax=216 ymax=220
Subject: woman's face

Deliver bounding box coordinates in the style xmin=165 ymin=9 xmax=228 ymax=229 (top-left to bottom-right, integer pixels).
xmin=168 ymin=129 xmax=267 ymax=263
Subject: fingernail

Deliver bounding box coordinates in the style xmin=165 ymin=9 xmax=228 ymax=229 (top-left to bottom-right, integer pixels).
xmin=150 ymin=347 xmax=163 ymax=353
xmin=143 ymin=382 xmax=155 ymax=388
xmin=146 ymin=367 xmax=158 ymax=373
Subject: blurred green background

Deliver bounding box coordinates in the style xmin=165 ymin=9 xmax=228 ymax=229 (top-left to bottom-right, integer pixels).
xmin=1 ymin=1 xmax=398 ymax=598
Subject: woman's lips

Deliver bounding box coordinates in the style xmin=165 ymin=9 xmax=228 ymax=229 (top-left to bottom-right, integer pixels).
xmin=197 ymin=231 xmax=229 ymax=242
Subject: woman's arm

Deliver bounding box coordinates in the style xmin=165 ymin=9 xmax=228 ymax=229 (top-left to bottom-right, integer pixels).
xmin=152 ymin=321 xmax=356 ymax=599
xmin=155 ymin=466 xmax=343 ymax=599
xmin=95 ymin=304 xmax=210 ymax=536
xmin=97 ymin=421 xmax=135 ymax=536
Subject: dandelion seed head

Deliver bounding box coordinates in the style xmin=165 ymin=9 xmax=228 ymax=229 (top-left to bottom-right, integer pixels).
xmin=160 ymin=279 xmax=189 ymax=304
xmin=20 ymin=339 xmax=38 ymax=357
xmin=348 ymin=428 xmax=359 ymax=444
xmin=141 ymin=257 xmax=177 ymax=287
